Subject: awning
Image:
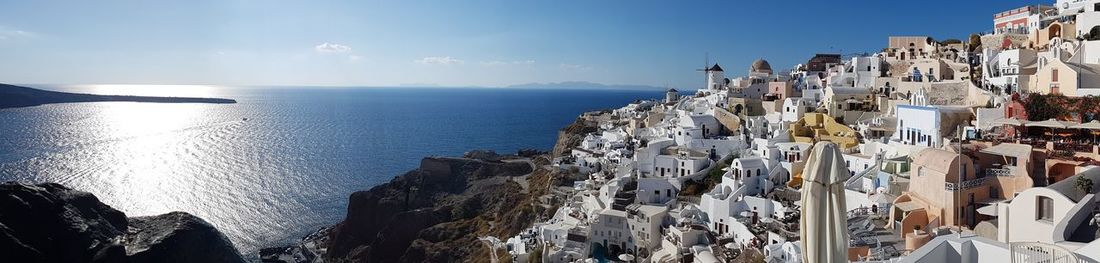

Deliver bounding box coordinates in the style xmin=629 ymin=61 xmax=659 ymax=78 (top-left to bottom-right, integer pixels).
xmin=894 ymin=201 xmax=923 ymax=212
xmin=1029 ymin=118 xmax=1076 ymax=129
xmin=979 ymin=143 xmax=1032 ymax=158
xmin=989 ymin=118 xmax=1029 ymax=126
xmin=1072 ymin=120 xmax=1100 ymax=130
xmin=977 ymin=204 xmax=998 ymax=216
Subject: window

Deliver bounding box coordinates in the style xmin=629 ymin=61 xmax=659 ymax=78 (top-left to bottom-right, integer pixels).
xmin=1037 ymin=196 xmax=1054 ymax=222
xmin=1053 ymin=69 xmax=1059 ymax=82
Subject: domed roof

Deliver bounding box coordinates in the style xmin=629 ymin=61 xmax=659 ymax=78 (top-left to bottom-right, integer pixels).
xmin=707 ymin=63 xmax=724 ymax=72
xmin=751 ymin=59 xmax=772 ymax=73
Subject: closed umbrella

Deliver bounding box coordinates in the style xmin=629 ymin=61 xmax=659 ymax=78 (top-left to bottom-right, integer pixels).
xmin=801 ymin=142 xmax=850 ymax=263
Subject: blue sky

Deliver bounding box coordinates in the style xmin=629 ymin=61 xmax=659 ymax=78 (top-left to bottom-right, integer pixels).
xmin=0 ymin=0 xmax=1037 ymax=88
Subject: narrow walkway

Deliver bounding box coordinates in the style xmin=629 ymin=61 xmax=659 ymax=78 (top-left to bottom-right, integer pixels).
xmin=478 ymin=236 xmax=502 ymax=263
xmin=503 ymin=158 xmax=536 ymax=192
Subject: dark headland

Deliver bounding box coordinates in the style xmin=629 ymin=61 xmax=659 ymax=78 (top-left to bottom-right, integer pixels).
xmin=0 ymin=83 xmax=236 ymax=109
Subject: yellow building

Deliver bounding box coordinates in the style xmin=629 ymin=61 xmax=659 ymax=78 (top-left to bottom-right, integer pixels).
xmin=788 ymin=113 xmax=860 ymax=150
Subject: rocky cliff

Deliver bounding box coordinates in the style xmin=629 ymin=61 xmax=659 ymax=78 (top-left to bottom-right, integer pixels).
xmin=257 ymin=149 xmax=573 ymax=263
xmin=551 ymin=118 xmax=599 ymax=158
xmin=0 ymin=182 xmax=245 ymax=263
xmin=318 ymin=152 xmax=559 ymax=262
xmin=262 ymin=115 xmax=593 ymax=263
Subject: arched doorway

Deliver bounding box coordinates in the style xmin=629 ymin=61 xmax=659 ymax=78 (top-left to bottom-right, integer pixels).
xmin=590 ymin=242 xmax=609 ymax=261
xmin=1049 ymin=23 xmax=1063 ymax=40
xmin=1047 ymin=162 xmax=1078 ymax=185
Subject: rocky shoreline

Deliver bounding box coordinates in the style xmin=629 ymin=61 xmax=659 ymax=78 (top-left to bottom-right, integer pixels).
xmin=0 ymin=182 xmax=246 ymax=263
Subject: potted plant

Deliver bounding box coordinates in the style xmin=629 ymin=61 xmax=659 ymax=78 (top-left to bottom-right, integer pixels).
xmin=913 ymin=225 xmax=922 ymax=235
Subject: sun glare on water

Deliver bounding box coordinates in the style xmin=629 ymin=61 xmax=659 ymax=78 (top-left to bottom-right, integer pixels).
xmin=91 ymin=101 xmax=212 ymax=213
xmin=78 ymin=84 xmax=223 ymax=98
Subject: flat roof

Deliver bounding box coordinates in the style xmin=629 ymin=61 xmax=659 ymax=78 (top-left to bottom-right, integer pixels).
xmin=979 ymin=143 xmax=1032 ymax=158
xmin=894 ymin=201 xmax=924 ymax=212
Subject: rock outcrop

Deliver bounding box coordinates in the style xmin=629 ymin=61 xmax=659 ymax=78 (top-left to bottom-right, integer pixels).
xmin=0 ymin=182 xmax=245 ymax=263
xmin=314 ymin=152 xmax=560 ymax=263
xmin=551 ymin=118 xmax=599 ymax=158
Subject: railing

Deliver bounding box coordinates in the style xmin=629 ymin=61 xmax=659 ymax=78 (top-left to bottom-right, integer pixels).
xmin=945 ymin=176 xmax=991 ymax=191
xmin=985 ymin=168 xmax=1014 ymax=177
xmin=1010 ymin=242 xmax=1081 ymax=263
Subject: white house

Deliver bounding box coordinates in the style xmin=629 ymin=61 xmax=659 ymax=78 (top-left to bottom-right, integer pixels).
xmin=624 ymin=204 xmax=670 ymax=256
xmin=893 ymin=104 xmax=971 ymax=148
xmin=983 ymin=48 xmax=1037 ymax=93
xmin=801 ymin=75 xmax=825 ymax=103
xmin=995 ymin=167 xmax=1100 ymax=248
xmin=781 ymin=97 xmax=814 ymax=123
xmin=843 ymin=153 xmax=877 ymax=178
xmin=764 ymin=241 xmax=802 ymax=263
xmin=653 ymin=149 xmax=710 ymax=178
xmin=635 ymin=177 xmax=678 ymax=205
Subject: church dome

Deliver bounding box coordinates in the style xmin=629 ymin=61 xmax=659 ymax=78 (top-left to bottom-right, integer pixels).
xmin=751 ymin=59 xmax=772 ymax=74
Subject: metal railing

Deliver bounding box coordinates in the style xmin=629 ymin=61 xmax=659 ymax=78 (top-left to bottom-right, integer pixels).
xmin=985 ymin=168 xmax=1014 ymax=177
xmin=1010 ymin=242 xmax=1081 ymax=263
xmin=945 ymin=176 xmax=991 ymax=191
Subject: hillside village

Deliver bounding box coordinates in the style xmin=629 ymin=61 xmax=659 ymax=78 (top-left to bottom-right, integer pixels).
xmin=497 ymin=1 xmax=1100 ymax=262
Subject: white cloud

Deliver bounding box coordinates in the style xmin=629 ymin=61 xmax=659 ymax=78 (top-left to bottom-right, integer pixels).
xmin=348 ymin=55 xmax=363 ymax=61
xmin=481 ymin=60 xmax=535 ymax=66
xmin=416 ymin=56 xmax=464 ymax=65
xmin=314 ymin=42 xmax=352 ymax=53
xmin=559 ymin=63 xmax=593 ymax=71
xmin=0 ymin=27 xmax=33 ymax=40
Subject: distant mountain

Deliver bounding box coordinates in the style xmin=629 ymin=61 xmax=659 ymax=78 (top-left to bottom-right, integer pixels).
xmin=0 ymin=83 xmax=236 ymax=109
xmin=504 ymin=81 xmax=668 ymax=90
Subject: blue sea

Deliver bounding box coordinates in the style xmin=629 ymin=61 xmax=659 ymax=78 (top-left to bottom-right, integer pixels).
xmin=0 ymin=85 xmax=662 ymax=255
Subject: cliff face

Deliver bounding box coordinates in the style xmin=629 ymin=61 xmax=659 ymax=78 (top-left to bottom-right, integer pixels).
xmin=551 ymin=118 xmax=599 ymax=158
xmin=0 ymin=182 xmax=245 ymax=263
xmin=321 ymin=152 xmax=560 ymax=263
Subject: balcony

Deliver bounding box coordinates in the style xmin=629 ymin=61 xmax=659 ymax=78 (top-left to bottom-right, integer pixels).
xmin=1009 ymin=242 xmax=1081 ymax=263
xmin=944 ymin=176 xmax=990 ymax=191
xmin=984 ymin=167 xmax=1015 ymax=177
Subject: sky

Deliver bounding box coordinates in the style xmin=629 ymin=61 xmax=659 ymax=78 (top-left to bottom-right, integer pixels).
xmin=0 ymin=0 xmax=1039 ymax=88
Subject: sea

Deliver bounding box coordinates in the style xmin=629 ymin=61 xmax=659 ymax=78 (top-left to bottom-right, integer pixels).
xmin=0 ymin=84 xmax=664 ymax=255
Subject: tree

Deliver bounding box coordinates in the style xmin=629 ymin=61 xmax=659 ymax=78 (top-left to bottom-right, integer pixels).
xmin=1077 ymin=177 xmax=1094 ymax=195
xmin=968 ymin=34 xmax=982 ymax=52
xmin=1025 ymin=93 xmax=1066 ymax=121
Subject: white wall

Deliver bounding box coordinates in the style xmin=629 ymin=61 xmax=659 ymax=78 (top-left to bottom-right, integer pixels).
xmin=999 ymin=188 xmax=1077 ymax=243
xmin=894 ymin=105 xmax=942 ymax=148
xmin=636 ymin=178 xmax=677 ymax=205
